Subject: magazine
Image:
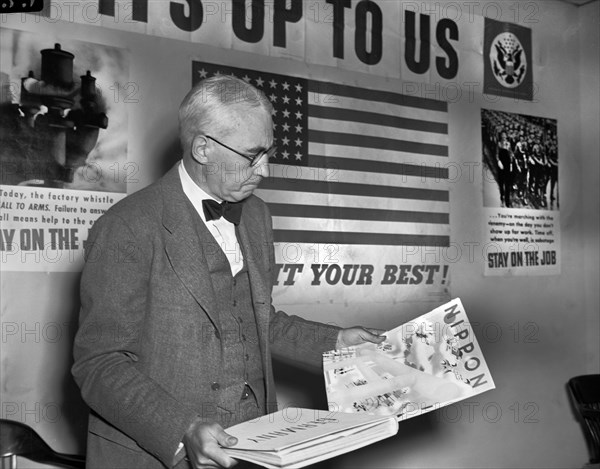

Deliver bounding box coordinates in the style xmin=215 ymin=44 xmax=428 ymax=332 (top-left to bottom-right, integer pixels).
xmin=223 ymin=407 xmax=398 ymax=469
xmin=323 ymin=298 xmax=495 ymax=419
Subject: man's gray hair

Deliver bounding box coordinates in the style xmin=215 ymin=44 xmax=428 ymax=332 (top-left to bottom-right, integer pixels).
xmin=178 ymin=75 xmax=273 ymax=154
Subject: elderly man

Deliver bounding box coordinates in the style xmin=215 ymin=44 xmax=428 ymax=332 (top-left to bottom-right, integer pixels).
xmin=72 ymin=75 xmax=384 ymax=469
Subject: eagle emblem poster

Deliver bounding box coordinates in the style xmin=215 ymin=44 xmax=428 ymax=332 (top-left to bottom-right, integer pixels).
xmin=483 ymin=18 xmax=533 ymax=101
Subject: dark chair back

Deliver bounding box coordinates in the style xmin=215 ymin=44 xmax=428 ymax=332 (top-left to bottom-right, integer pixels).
xmin=568 ymin=374 xmax=600 ymax=464
xmin=0 ymin=419 xmax=85 ymax=469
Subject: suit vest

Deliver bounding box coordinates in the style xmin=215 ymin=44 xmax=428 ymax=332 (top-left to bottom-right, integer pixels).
xmin=200 ymin=221 xmax=267 ymax=428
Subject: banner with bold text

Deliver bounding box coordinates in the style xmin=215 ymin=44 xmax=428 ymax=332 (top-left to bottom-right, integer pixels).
xmin=24 ymin=0 xmax=476 ymax=86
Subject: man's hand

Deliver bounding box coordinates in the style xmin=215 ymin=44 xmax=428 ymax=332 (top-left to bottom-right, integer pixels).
xmin=336 ymin=327 xmax=386 ymax=349
xmin=183 ymin=418 xmax=238 ymax=468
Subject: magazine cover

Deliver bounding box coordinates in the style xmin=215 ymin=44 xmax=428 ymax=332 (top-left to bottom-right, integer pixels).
xmin=323 ymin=298 xmax=495 ymax=420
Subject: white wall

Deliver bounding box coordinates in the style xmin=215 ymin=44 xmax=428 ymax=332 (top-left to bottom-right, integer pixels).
xmin=579 ymin=2 xmax=600 ymax=377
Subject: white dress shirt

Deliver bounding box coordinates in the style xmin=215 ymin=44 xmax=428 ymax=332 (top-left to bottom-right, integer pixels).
xmin=178 ymin=162 xmax=244 ymax=276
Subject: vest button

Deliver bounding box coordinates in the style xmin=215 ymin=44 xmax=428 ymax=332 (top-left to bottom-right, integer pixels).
xmin=232 ymin=300 xmax=237 ymax=307
xmin=242 ymin=334 xmax=247 ymax=341
xmin=211 ymin=382 xmax=220 ymax=391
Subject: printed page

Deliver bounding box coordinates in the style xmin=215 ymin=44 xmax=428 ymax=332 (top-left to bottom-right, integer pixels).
xmin=324 ymin=298 xmax=495 ymax=419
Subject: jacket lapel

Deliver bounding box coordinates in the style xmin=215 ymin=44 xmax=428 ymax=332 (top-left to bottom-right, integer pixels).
xmin=237 ymin=208 xmax=277 ymax=404
xmin=237 ymin=209 xmax=271 ymax=326
xmin=160 ymin=166 xmax=222 ymax=334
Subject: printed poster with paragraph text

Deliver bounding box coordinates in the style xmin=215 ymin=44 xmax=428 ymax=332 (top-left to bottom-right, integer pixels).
xmin=481 ymin=109 xmax=560 ymax=276
xmin=0 ymin=29 xmax=129 ymax=272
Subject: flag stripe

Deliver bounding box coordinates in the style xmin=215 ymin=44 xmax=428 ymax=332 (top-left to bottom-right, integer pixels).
xmin=273 ymin=230 xmax=450 ymax=246
xmin=307 ymin=79 xmax=448 ymax=113
xmin=309 ymin=104 xmax=448 ymax=134
xmin=305 ymin=156 xmax=448 ymax=179
xmin=267 ymin=203 xmax=449 ymax=224
xmin=309 ymin=130 xmax=448 ymax=156
xmin=268 ymin=164 xmax=448 ymax=191
xmin=309 ymin=117 xmax=448 ymax=146
xmin=308 ymin=92 xmax=448 ymax=124
xmin=260 ymin=178 xmax=448 ymax=201
xmin=308 ymin=143 xmax=449 ymax=166
xmin=272 ymin=218 xmax=449 ymax=236
xmin=256 ymin=189 xmax=450 ymax=213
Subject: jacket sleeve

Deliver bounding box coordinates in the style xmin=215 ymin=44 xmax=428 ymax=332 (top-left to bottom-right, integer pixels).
xmin=269 ymin=307 xmax=340 ymax=370
xmin=71 ymin=212 xmax=198 ymax=467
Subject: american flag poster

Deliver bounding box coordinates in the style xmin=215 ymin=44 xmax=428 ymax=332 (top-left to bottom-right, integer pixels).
xmin=193 ymin=62 xmax=451 ymax=320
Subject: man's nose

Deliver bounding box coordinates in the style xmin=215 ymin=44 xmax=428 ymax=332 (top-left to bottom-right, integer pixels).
xmin=253 ymin=158 xmax=270 ymax=178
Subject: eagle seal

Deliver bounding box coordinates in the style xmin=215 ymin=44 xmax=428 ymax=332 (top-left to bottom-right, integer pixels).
xmin=489 ymin=32 xmax=527 ymax=88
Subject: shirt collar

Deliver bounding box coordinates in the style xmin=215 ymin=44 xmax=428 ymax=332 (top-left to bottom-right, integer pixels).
xmin=178 ymin=161 xmax=218 ymax=223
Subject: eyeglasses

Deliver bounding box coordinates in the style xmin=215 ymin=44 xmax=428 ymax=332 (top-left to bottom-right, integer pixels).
xmin=205 ymin=135 xmax=276 ymax=167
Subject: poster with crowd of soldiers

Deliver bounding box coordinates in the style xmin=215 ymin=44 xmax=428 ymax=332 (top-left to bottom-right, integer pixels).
xmin=481 ymin=109 xmax=560 ymax=276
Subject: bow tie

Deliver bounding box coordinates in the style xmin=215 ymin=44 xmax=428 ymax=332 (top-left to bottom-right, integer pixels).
xmin=202 ymin=199 xmax=243 ymax=225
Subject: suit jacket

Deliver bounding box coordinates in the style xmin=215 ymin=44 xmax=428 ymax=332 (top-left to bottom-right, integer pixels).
xmin=72 ymin=165 xmax=340 ymax=468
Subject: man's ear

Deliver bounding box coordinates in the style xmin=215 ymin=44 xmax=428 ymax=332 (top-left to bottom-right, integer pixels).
xmin=191 ymin=135 xmax=209 ymax=164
